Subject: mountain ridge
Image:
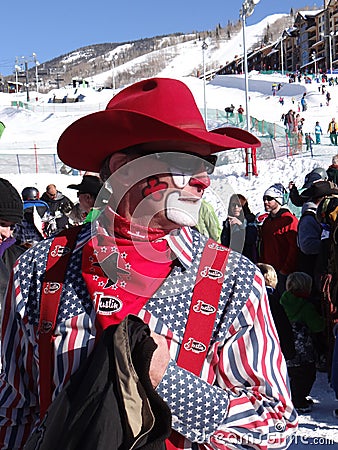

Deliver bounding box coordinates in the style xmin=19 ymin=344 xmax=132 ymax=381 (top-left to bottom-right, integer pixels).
xmin=2 ymin=11 xmax=304 ymax=93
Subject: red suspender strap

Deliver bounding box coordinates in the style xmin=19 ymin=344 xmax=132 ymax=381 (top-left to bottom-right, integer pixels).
xmin=38 ymin=226 xmax=81 ymax=419
xmin=176 ymin=239 xmax=229 ymax=374
xmin=166 ymin=240 xmax=230 ymax=450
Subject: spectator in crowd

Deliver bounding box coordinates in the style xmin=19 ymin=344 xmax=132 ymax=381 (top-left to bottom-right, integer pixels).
xmin=259 ymin=183 xmax=299 ymax=295
xmin=300 ymin=93 xmax=307 ymax=112
xmin=224 ymin=104 xmax=235 ymax=119
xmin=67 ymin=174 xmax=104 ymax=224
xmin=280 ymin=272 xmax=325 ymax=413
xmin=256 ymin=263 xmax=295 ymax=360
xmin=288 ymin=167 xmax=328 ymax=208
xmin=15 ymin=186 xmax=50 ymax=248
xmin=40 ymin=183 xmax=74 ymax=235
xmin=315 ymin=121 xmax=323 ymax=144
xmin=297 ymin=180 xmax=338 ymax=285
xmin=331 ymin=324 xmax=338 ymax=418
xmin=327 ymin=117 xmax=338 ymax=146
xmin=0 ymin=77 xmax=297 ymax=449
xmin=221 ymin=193 xmax=258 ymax=262
xmin=326 ymin=91 xmax=331 ymax=106
xmin=237 ymin=104 xmax=244 ymax=123
xmin=0 ymin=178 xmax=24 ymax=313
xmin=196 ymin=198 xmax=222 ymax=242
xmin=305 ymin=132 xmax=314 ymax=152
xmin=327 ymin=154 xmax=338 ymax=184
xmin=284 ymin=109 xmax=295 ymax=133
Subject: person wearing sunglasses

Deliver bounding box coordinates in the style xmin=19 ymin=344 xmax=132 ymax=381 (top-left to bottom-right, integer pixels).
xmin=0 ymin=78 xmax=297 ymax=449
xmin=40 ymin=183 xmax=74 ymax=235
xmin=0 ymin=178 xmax=25 ymax=315
xmin=259 ymin=183 xmax=299 ymax=297
xmin=221 ymin=193 xmax=258 ymax=263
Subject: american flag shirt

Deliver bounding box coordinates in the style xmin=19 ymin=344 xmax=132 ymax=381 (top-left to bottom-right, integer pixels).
xmin=0 ymin=223 xmax=298 ymax=449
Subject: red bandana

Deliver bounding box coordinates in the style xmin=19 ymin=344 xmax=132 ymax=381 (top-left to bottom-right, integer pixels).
xmin=82 ymin=208 xmax=174 ymax=329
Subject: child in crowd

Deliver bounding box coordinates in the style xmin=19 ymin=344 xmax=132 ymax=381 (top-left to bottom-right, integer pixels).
xmin=257 ymin=263 xmax=295 ymax=360
xmin=280 ymin=272 xmax=325 ymax=413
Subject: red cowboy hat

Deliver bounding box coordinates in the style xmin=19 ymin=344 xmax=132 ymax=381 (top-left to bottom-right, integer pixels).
xmin=57 ymin=77 xmax=261 ymax=172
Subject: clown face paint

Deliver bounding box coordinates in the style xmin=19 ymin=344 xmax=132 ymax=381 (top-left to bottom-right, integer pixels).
xmin=142 ymin=176 xmax=169 ymax=201
xmin=170 ymin=168 xmax=194 ymax=188
xmin=166 ymin=191 xmax=201 ymax=227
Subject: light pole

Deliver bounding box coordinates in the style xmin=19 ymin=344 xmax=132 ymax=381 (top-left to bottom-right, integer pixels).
xmin=311 ymin=51 xmax=317 ymax=75
xmin=240 ymin=0 xmax=260 ymax=180
xmin=14 ymin=60 xmax=20 ymax=94
xmin=202 ymin=40 xmax=208 ymax=125
xmin=32 ymin=52 xmax=39 ymax=93
xmin=320 ymin=32 xmax=337 ymax=75
xmin=112 ymin=53 xmax=118 ymax=91
xmin=280 ymin=36 xmax=284 ymax=76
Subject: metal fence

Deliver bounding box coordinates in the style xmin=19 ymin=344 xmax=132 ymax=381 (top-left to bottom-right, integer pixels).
xmin=0 ymin=106 xmax=306 ymax=174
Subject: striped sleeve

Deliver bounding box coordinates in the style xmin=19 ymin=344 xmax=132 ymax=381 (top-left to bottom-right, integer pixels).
xmin=156 ymin=269 xmax=298 ymax=449
xmin=0 ymin=265 xmax=39 ymax=449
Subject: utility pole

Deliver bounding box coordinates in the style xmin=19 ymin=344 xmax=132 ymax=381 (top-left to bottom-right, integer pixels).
xmin=24 ymin=60 xmax=30 ymax=102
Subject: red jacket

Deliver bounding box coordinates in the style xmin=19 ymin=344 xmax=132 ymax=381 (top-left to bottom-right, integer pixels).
xmin=260 ymin=208 xmax=299 ymax=274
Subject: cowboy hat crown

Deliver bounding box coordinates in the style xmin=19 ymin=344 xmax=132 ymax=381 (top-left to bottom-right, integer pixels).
xmin=57 ymin=77 xmax=260 ymax=172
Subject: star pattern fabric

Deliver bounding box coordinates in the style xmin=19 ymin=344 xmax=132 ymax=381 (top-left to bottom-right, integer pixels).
xmin=0 ymin=226 xmax=298 ymax=450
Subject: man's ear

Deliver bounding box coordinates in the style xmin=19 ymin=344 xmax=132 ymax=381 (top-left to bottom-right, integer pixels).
xmin=108 ymin=153 xmax=131 ymax=186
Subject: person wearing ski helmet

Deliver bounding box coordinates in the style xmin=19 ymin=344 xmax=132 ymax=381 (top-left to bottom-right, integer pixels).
xmin=15 ymin=187 xmax=50 ymax=247
xmin=21 ymin=186 xmax=40 ymax=201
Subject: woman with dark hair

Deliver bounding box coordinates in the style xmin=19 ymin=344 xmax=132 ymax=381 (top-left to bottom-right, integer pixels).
xmin=220 ymin=194 xmax=258 ymax=262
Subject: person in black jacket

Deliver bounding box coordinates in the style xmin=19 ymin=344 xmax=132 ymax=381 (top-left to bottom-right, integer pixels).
xmin=40 ymin=183 xmax=74 ymax=235
xmin=221 ymin=193 xmax=258 ymax=262
xmin=0 ymin=178 xmax=25 ymax=314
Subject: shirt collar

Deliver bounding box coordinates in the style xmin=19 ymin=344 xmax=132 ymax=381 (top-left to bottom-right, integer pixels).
xmin=96 ymin=206 xmax=194 ymax=269
xmin=162 ymin=227 xmax=193 ymax=269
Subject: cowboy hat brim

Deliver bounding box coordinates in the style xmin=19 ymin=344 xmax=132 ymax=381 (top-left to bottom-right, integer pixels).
xmin=210 ymin=126 xmax=261 ymax=146
xmin=58 ymin=110 xmax=261 ymax=172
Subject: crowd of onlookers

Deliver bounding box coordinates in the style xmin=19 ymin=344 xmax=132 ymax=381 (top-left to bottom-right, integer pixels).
xmin=1 ymin=161 xmax=338 ymax=417
xmin=0 ymin=174 xmax=103 ymax=313
xmin=197 ymin=160 xmax=338 ymax=416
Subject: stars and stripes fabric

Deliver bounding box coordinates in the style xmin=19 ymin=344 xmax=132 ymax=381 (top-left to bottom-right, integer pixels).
xmin=0 ymin=221 xmax=298 ymax=449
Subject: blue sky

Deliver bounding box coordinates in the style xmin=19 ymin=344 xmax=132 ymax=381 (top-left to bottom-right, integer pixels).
xmin=0 ymin=0 xmax=320 ymax=76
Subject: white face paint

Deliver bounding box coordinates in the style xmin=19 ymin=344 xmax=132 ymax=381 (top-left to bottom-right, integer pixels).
xmin=166 ymin=191 xmax=201 ymax=227
xmin=170 ymin=168 xmax=194 ymax=189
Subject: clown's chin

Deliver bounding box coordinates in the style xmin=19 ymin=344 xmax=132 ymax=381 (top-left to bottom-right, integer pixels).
xmin=166 ymin=192 xmax=201 ymax=227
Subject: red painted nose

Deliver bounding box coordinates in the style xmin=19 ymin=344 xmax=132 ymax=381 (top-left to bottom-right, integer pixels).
xmin=189 ymin=176 xmax=210 ymax=190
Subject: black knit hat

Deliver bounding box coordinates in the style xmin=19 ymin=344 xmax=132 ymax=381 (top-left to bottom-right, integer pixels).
xmin=0 ymin=178 xmax=23 ymax=223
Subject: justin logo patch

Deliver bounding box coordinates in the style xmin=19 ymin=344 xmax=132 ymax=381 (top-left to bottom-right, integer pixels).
xmin=50 ymin=245 xmax=71 ymax=257
xmin=200 ymin=266 xmax=223 ymax=279
xmin=93 ymin=292 xmax=123 ymax=315
xmin=183 ymin=337 xmax=207 ymax=353
xmin=208 ymin=242 xmax=227 ymax=252
xmin=43 ymin=282 xmax=61 ymax=294
xmin=40 ymin=320 xmax=53 ymax=334
xmin=193 ymin=300 xmax=216 ymax=315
